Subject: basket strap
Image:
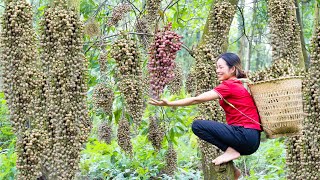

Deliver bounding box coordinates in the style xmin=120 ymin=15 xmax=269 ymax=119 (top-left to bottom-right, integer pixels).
xmin=222 ymin=98 xmax=275 ymax=133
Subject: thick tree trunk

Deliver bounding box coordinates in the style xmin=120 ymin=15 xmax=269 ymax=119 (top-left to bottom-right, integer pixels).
xmin=194 ymin=0 xmax=239 ymax=179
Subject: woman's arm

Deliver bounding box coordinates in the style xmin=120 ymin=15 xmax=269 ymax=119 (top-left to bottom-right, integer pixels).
xmin=149 ymin=90 xmax=220 ymax=107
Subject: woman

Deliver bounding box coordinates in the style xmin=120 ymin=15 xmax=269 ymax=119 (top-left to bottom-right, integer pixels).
xmin=149 ymin=52 xmax=261 ymax=179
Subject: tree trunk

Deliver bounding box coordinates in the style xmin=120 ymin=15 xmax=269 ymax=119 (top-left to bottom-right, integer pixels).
xmin=194 ymin=0 xmax=239 ymax=179
xmin=255 ymin=33 xmax=262 ymax=70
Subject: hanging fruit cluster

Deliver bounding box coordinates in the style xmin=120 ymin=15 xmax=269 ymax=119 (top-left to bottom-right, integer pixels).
xmin=40 ymin=1 xmax=90 ymax=179
xmin=162 ymin=144 xmax=177 ymax=176
xmin=168 ymin=63 xmax=183 ymax=94
xmin=288 ymin=27 xmax=320 ymax=180
xmin=84 ymin=19 xmax=100 ymax=37
xmin=117 ymin=119 xmax=133 ymax=155
xmin=98 ymin=121 xmax=112 ymax=144
xmin=98 ymin=49 xmax=107 ymax=75
xmin=135 ymin=17 xmax=151 ymax=48
xmin=186 ymin=69 xmax=197 ymax=95
xmin=146 ymin=0 xmax=162 ymax=28
xmin=148 ymin=116 xmax=165 ymax=151
xmin=92 ymin=83 xmax=114 ymax=115
xmin=193 ymin=1 xmax=236 ymax=172
xmin=147 ymin=23 xmax=183 ymax=99
xmin=249 ymin=0 xmax=303 ymax=83
xmin=249 ymin=0 xmax=307 ymax=179
xmin=268 ymin=0 xmax=301 ymax=66
xmin=107 ymin=3 xmax=131 ymax=27
xmin=135 ymin=0 xmax=162 ymax=48
xmin=1 ymin=0 xmax=90 ymax=179
xmin=111 ymin=35 xmax=144 ymax=125
xmin=0 ymin=1 xmax=46 ymax=179
xmin=249 ymin=58 xmax=297 ymax=82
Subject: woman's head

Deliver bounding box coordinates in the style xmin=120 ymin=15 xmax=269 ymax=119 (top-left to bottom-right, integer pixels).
xmin=216 ymin=52 xmax=246 ymax=81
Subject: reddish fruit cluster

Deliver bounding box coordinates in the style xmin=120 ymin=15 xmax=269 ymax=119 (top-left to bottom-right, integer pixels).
xmin=147 ymin=23 xmax=183 ymax=99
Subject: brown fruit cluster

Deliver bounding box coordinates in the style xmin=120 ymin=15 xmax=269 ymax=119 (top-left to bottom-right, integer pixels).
xmin=288 ymin=27 xmax=320 ymax=180
xmin=192 ymin=1 xmax=236 ymax=170
xmin=162 ymin=144 xmax=177 ymax=176
xmin=268 ymin=0 xmax=301 ymax=65
xmin=249 ymin=58 xmax=297 ymax=82
xmin=141 ymin=73 xmax=151 ymax=97
xmin=111 ymin=35 xmax=144 ymax=125
xmin=98 ymin=121 xmax=112 ymax=144
xmin=168 ymin=64 xmax=183 ymax=94
xmin=92 ymin=83 xmax=114 ymax=115
xmin=146 ymin=0 xmax=162 ymax=28
xmin=98 ymin=50 xmax=107 ymax=75
xmin=84 ymin=19 xmax=100 ymax=37
xmin=148 ymin=117 xmax=165 ymax=151
xmin=111 ymin=36 xmax=141 ymax=76
xmin=16 ymin=129 xmax=45 ymax=179
xmin=135 ymin=17 xmax=151 ymax=48
xmin=248 ymin=1 xmax=308 ymax=178
xmin=148 ymin=23 xmax=183 ymax=99
xmin=39 ymin=1 xmax=91 ymax=179
xmin=117 ymin=119 xmax=133 ymax=155
xmin=0 ymin=1 xmax=46 ymax=179
xmin=1 ymin=0 xmax=90 ymax=179
xmin=107 ymin=3 xmax=131 ymax=27
xmin=186 ymin=69 xmax=197 ymax=95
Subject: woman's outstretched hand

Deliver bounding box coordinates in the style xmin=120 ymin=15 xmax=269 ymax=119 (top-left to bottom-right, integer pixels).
xmin=148 ymin=98 xmax=170 ymax=106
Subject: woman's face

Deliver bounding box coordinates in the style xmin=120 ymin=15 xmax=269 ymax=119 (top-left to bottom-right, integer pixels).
xmin=216 ymin=58 xmax=236 ymax=81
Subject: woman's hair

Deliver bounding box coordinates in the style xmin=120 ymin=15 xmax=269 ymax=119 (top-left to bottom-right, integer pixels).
xmin=218 ymin=52 xmax=247 ymax=78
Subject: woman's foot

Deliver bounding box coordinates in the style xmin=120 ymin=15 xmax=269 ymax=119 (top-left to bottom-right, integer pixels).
xmin=234 ymin=167 xmax=241 ymax=180
xmin=212 ymin=147 xmax=240 ymax=165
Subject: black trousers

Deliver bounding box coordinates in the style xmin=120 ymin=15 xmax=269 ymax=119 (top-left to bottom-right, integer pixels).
xmin=192 ymin=120 xmax=261 ymax=155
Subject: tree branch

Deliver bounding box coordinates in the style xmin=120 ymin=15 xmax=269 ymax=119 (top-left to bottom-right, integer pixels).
xmin=126 ymin=0 xmax=141 ymax=14
xmin=84 ymin=32 xmax=194 ymax=57
xmin=237 ymin=5 xmax=250 ymax=42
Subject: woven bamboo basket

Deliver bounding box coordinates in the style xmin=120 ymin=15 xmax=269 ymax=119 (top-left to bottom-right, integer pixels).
xmin=248 ymin=77 xmax=304 ymax=138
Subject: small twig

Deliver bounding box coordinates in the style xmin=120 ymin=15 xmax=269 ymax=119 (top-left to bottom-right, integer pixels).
xmin=163 ymin=0 xmax=180 ymax=13
xmin=156 ymin=0 xmax=181 ymax=23
xmin=237 ymin=5 xmax=250 ymax=42
xmin=84 ymin=32 xmax=153 ymax=53
xmin=181 ymin=44 xmax=194 ymax=57
xmin=228 ymin=33 xmax=245 ymax=46
xmin=92 ymin=0 xmax=108 ymax=19
xmin=126 ymin=0 xmax=141 ymax=14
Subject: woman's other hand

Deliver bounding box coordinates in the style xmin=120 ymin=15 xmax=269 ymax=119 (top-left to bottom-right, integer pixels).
xmin=148 ymin=98 xmax=170 ymax=106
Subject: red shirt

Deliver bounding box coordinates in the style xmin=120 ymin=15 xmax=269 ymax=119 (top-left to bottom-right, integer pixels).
xmin=213 ymin=79 xmax=262 ymax=131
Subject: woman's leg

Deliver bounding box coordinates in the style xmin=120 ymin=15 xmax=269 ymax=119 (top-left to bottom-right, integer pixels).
xmin=192 ymin=120 xmax=230 ymax=151
xmin=191 ymin=120 xmax=244 ymax=165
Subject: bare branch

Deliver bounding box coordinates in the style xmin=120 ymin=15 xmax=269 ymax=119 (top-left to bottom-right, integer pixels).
xmin=181 ymin=44 xmax=195 ymax=57
xmin=84 ymin=32 xmax=194 ymax=58
xmin=237 ymin=5 xmax=250 ymax=42
xmin=126 ymin=0 xmax=141 ymax=14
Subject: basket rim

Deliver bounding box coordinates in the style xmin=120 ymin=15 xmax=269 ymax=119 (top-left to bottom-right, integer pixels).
xmin=249 ymin=76 xmax=304 ymax=85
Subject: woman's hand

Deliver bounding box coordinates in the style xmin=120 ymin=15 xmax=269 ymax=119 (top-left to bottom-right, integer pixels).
xmin=148 ymin=98 xmax=170 ymax=106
